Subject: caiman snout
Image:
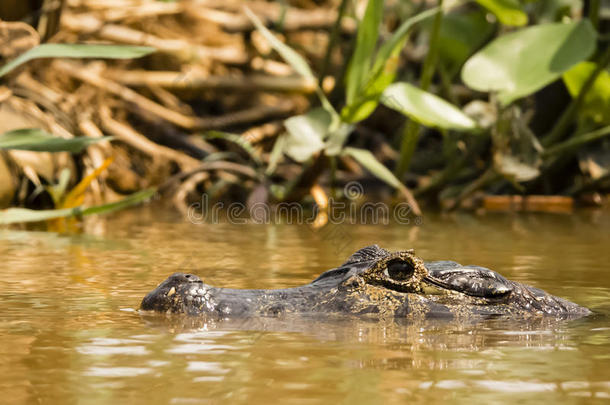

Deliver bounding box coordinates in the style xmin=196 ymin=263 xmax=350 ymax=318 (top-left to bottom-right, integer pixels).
xmin=424 ymin=265 xmax=514 ymax=298
xmin=140 ymin=272 xmax=206 ymax=313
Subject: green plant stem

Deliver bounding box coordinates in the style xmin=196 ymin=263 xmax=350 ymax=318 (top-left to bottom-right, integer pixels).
xmin=420 ymin=2 xmax=443 ymax=91
xmin=329 ymin=155 xmax=338 ymax=199
xmin=395 ymin=4 xmax=443 ymax=179
xmin=543 ymin=124 xmax=610 ymax=157
xmin=589 ymin=0 xmax=600 ymax=30
xmin=276 ymin=0 xmax=288 ymax=31
xmin=542 ymin=46 xmax=610 ymax=147
xmin=395 ymin=120 xmax=420 ymax=178
xmin=318 ymin=0 xmax=349 ymax=88
xmin=438 ymin=64 xmax=458 ymax=105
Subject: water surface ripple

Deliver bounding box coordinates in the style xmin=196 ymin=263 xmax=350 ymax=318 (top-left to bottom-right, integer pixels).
xmin=1 ymin=208 xmax=609 ymax=404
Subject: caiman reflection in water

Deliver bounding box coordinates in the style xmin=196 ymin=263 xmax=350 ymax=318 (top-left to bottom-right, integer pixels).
xmin=140 ymin=246 xmax=590 ymax=320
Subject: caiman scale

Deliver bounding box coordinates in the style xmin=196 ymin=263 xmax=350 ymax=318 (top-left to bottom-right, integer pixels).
xmin=140 ymin=246 xmax=590 ymax=319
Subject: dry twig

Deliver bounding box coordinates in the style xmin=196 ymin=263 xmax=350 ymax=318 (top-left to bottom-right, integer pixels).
xmin=104 ymin=69 xmax=317 ymax=93
xmin=99 ymin=105 xmax=200 ymax=169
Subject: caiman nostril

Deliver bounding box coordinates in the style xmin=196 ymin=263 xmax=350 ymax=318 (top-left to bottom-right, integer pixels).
xmin=183 ymin=274 xmax=202 ymax=283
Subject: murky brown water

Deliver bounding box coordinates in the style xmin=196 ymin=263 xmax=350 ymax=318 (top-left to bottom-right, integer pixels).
xmin=1 ymin=207 xmax=609 ymax=404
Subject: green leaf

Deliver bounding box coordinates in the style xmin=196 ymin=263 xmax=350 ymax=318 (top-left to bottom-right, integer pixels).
xmin=342 ymin=147 xmax=401 ymax=189
xmin=563 ymin=61 xmax=610 ymax=125
xmin=243 ymin=7 xmax=314 ymax=80
xmin=381 ymin=82 xmax=478 ymax=130
xmin=341 ymin=7 xmax=440 ymax=123
xmin=0 ymin=44 xmax=155 ymax=78
xmin=283 ymin=108 xmax=331 ymax=162
xmin=345 ymin=0 xmax=384 ymax=106
xmin=0 ymin=128 xmax=113 ymax=152
xmin=475 ymin=0 xmax=528 ymax=26
xmin=203 ymin=131 xmax=262 ymax=165
xmin=0 ymin=189 xmax=155 ymax=225
xmin=462 ymin=20 xmax=597 ymax=105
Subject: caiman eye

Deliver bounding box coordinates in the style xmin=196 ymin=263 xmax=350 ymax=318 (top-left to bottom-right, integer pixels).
xmin=385 ymin=259 xmax=415 ymax=281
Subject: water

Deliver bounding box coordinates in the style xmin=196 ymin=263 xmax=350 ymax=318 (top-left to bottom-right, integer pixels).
xmin=1 ymin=208 xmax=609 ymax=404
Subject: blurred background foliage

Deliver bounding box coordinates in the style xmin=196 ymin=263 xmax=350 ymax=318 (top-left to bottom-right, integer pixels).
xmin=0 ymin=0 xmax=608 ymax=227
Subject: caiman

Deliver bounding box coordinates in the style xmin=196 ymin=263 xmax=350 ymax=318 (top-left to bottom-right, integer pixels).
xmin=140 ymin=246 xmax=590 ymax=320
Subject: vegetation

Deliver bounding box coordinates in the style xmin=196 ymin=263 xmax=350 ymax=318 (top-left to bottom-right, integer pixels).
xmin=0 ymin=0 xmax=608 ymax=227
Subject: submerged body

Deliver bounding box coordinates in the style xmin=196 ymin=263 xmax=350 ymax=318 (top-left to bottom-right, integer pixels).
xmin=141 ymin=246 xmax=590 ymax=320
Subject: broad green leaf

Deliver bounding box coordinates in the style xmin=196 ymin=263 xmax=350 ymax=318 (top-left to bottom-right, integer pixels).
xmin=243 ymin=7 xmax=314 ymax=80
xmin=345 ymin=0 xmax=384 ymax=106
xmin=563 ymin=61 xmax=610 ymax=125
xmin=0 ymin=44 xmax=155 ymax=78
xmin=341 ymin=7 xmax=440 ymax=123
xmin=0 ymin=189 xmax=155 ymax=225
xmin=283 ymin=108 xmax=330 ymax=162
xmin=342 ymin=147 xmax=401 ymax=189
xmin=381 ymin=82 xmax=478 ymax=130
xmin=203 ymin=131 xmax=262 ymax=165
xmin=0 ymin=128 xmax=113 ymax=152
xmin=475 ymin=0 xmax=528 ymax=26
xmin=462 ymin=20 xmax=596 ymax=105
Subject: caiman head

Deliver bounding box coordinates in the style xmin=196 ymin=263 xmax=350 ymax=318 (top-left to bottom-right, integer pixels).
xmin=311 ymin=245 xmax=590 ymax=319
xmin=140 ymin=245 xmax=591 ymax=319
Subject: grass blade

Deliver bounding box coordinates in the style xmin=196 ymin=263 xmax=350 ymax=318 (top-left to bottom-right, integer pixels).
xmin=0 ymin=128 xmax=113 ymax=152
xmin=342 ymin=7 xmax=440 ymax=123
xmin=343 ymin=146 xmax=401 ymax=188
xmin=342 ymin=147 xmax=421 ymax=215
xmin=0 ymin=189 xmax=156 ymax=225
xmin=345 ymin=0 xmax=384 ymax=105
xmin=0 ymin=44 xmax=155 ymax=78
xmin=243 ymin=7 xmax=314 ymax=80
xmin=81 ymin=189 xmax=156 ymax=216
